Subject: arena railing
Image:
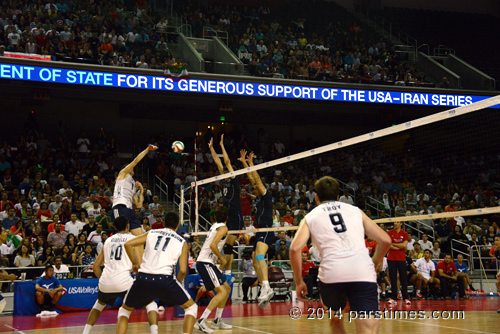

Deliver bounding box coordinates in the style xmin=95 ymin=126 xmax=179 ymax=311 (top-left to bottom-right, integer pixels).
xmin=468 ymin=244 xmax=499 ymax=293
xmin=365 ymin=196 xmax=391 ymax=218
xmin=153 ymin=175 xmax=169 ymax=207
xmin=403 ymin=222 xmax=435 ymax=242
xmin=451 ymin=239 xmax=472 ymax=260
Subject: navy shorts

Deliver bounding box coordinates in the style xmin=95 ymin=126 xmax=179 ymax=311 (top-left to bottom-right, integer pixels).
xmin=112 ymin=204 xmax=141 ymax=230
xmin=124 ymin=273 xmax=191 ymax=309
xmin=226 ymin=212 xmax=243 ymax=231
xmin=253 ymin=231 xmax=275 ymax=251
xmin=319 ymin=281 xmax=379 ymax=312
xmin=98 ymin=290 xmax=126 ymax=306
xmin=197 ymin=261 xmax=226 ymax=291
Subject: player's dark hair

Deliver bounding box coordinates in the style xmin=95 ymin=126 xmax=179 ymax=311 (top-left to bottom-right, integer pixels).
xmin=114 ymin=216 xmax=129 ymax=232
xmin=164 ymin=211 xmax=179 ymax=229
xmin=315 ymin=176 xmax=339 ymax=202
xmin=214 ymin=206 xmax=228 ymax=223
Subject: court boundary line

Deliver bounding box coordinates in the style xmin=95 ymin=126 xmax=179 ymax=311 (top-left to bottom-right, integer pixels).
xmin=394 ymin=319 xmax=497 ymax=334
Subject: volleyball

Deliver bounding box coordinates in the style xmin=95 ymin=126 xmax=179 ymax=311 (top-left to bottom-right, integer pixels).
xmin=172 ymin=141 xmax=184 ymax=153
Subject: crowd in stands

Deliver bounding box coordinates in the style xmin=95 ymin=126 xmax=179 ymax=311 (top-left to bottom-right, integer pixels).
xmin=180 ymin=0 xmax=433 ymax=86
xmin=0 ymin=0 xmax=185 ymax=70
xmin=0 ymin=0 xmax=439 ymax=87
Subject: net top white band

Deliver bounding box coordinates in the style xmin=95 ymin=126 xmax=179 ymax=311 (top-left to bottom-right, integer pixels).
xmin=191 ymin=94 xmax=500 ymax=188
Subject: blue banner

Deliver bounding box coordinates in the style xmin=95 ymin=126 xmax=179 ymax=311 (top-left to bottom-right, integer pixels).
xmin=0 ymin=63 xmax=497 ymax=108
xmin=13 ymin=278 xmax=111 ymax=315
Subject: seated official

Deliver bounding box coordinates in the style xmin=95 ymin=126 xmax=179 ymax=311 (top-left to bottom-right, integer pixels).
xmin=240 ymin=251 xmax=258 ymax=303
xmin=35 ymin=265 xmax=64 ymax=312
xmin=301 ymin=252 xmax=317 ymax=301
xmin=436 ymin=254 xmax=468 ymax=299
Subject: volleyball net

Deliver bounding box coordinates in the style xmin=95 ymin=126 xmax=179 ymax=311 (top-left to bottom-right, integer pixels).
xmin=184 ymin=95 xmax=500 ymax=237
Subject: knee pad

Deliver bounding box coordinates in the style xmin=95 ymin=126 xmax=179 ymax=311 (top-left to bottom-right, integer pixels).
xmin=117 ymin=306 xmax=132 ymax=319
xmin=255 ymin=254 xmax=265 ymax=262
xmin=223 ymin=244 xmax=233 ymax=255
xmin=184 ymin=303 xmax=197 ymax=318
xmin=93 ymin=300 xmax=106 ymax=312
xmin=146 ymin=301 xmax=158 ymax=314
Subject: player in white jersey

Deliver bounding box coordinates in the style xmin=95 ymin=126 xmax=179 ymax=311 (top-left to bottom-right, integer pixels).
xmin=82 ymin=217 xmax=158 ymax=334
xmin=112 ymin=144 xmax=157 ymax=240
xmin=411 ymin=249 xmax=440 ymax=299
xmin=117 ymin=212 xmax=197 ymax=334
xmin=290 ymin=176 xmax=391 ymax=334
xmin=194 ymin=206 xmax=232 ymax=333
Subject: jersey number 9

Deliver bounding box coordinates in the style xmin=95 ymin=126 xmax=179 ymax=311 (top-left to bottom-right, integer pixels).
xmin=329 ymin=213 xmax=347 ymax=233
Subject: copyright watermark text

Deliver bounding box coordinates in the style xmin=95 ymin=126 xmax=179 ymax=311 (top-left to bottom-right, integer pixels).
xmin=289 ymin=307 xmax=465 ymax=322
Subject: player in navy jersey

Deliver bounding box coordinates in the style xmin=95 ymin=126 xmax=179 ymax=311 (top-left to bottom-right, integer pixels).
xmin=238 ymin=150 xmax=274 ymax=308
xmin=208 ymin=135 xmax=243 ymax=275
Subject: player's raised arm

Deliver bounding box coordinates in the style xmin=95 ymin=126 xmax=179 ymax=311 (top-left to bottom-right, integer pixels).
xmin=177 ymin=242 xmax=189 ymax=283
xmin=361 ymin=211 xmax=391 ymax=269
xmin=92 ymin=248 xmax=105 ymax=278
xmin=238 ymin=150 xmax=257 ymax=185
xmin=118 ymin=144 xmax=158 ymax=180
xmin=246 ymin=152 xmax=266 ymax=196
xmin=209 ymin=137 xmax=224 ymax=175
xmin=219 ymin=134 xmax=234 ymax=173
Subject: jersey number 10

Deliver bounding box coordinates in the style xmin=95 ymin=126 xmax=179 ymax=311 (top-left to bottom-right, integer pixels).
xmin=154 ymin=236 xmax=171 ymax=251
xmin=329 ymin=213 xmax=347 ymax=233
xmin=110 ymin=244 xmax=123 ymax=260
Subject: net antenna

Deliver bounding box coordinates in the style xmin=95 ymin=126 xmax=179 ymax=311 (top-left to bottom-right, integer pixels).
xmin=191 ymin=95 xmax=500 ymax=235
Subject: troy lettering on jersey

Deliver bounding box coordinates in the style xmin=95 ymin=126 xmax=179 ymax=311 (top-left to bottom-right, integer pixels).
xmin=321 ymin=203 xmax=341 ymax=212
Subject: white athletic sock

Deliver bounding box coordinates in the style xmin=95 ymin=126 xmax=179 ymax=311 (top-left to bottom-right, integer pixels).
xmin=215 ymin=307 xmax=224 ymax=320
xmin=83 ymin=324 xmax=93 ymax=334
xmin=150 ymin=325 xmax=158 ymax=334
xmin=416 ymin=290 xmax=420 ymax=294
xmin=263 ymin=280 xmax=270 ymax=289
xmin=225 ymin=270 xmax=232 ymax=275
xmin=200 ymin=308 xmax=212 ymax=320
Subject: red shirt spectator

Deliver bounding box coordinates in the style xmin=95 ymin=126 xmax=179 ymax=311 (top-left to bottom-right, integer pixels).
xmin=240 ymin=190 xmax=252 ymax=217
xmin=152 ymin=221 xmax=165 ymax=230
xmin=302 ymin=258 xmax=316 ymax=278
xmin=435 ymin=259 xmax=457 ymax=277
xmin=365 ymin=239 xmax=377 ymax=254
xmin=387 ymin=226 xmax=408 ymax=261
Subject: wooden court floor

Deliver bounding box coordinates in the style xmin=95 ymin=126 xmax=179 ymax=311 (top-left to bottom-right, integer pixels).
xmin=1 ymin=298 xmax=499 ymax=334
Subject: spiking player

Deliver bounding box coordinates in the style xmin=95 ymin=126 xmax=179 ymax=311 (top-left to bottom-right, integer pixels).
xmin=83 ymin=216 xmax=158 ymax=334
xmin=208 ymin=135 xmax=242 ymax=276
xmin=194 ymin=206 xmax=232 ymax=333
xmin=112 ymin=144 xmax=158 ymax=256
xmin=117 ymin=212 xmax=197 ymax=334
xmin=238 ymin=150 xmax=275 ymax=308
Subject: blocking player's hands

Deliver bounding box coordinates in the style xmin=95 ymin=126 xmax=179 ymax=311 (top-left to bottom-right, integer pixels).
xmin=238 ymin=150 xmax=247 ymax=164
xmin=135 ymin=181 xmax=144 ymax=192
xmin=295 ymin=280 xmax=308 ymax=302
xmin=148 ymin=144 xmax=158 ymax=151
xmin=208 ymin=137 xmax=214 ymax=150
xmin=247 ymin=152 xmax=255 ymax=165
xmin=220 ymin=134 xmax=225 ymax=147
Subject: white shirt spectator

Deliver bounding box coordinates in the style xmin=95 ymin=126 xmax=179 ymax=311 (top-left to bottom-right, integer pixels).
xmin=414 ymin=258 xmax=436 ymax=280
xmin=418 ymin=240 xmax=433 ymax=251
xmin=65 ymin=221 xmax=85 ymax=236
xmin=338 ymin=194 xmax=354 ymax=205
xmin=87 ymin=231 xmax=102 ymax=244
